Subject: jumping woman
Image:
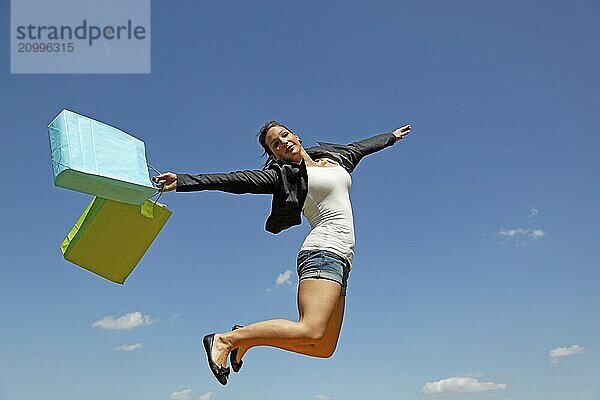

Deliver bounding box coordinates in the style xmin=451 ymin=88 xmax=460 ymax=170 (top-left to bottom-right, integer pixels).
xmin=153 ymin=121 xmax=412 ymax=385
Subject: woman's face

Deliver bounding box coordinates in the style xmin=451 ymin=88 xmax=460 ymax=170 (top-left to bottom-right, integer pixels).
xmin=265 ymin=125 xmax=303 ymax=164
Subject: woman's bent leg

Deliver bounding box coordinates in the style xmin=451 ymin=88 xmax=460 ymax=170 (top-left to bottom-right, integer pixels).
xmin=235 ymin=292 xmax=345 ymax=360
xmin=211 ymin=278 xmax=341 ymax=366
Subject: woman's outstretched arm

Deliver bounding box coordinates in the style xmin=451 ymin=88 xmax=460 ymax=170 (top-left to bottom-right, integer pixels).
xmin=316 ymin=124 xmax=412 ymax=173
xmin=345 ymin=124 xmax=412 ymax=161
xmin=152 ymin=169 xmax=278 ymax=195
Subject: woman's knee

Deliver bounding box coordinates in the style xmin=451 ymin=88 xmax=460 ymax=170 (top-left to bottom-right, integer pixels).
xmin=298 ymin=322 xmax=327 ymax=342
xmin=312 ymin=342 xmax=337 ymax=358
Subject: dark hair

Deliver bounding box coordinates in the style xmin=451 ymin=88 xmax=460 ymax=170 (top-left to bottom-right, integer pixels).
xmin=257 ymin=120 xmax=296 ymax=169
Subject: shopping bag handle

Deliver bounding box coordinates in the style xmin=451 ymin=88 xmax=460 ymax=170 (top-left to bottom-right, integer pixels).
xmin=146 ymin=162 xmax=165 ymax=206
xmin=141 ymin=201 xmax=154 ymax=218
xmin=147 ymin=162 xmax=161 ymax=176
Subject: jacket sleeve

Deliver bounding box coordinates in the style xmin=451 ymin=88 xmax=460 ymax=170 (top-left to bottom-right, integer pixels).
xmin=176 ymin=169 xmax=278 ymax=194
xmin=317 ymin=132 xmax=397 ymax=173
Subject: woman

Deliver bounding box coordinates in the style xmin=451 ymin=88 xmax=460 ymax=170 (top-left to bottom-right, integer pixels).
xmin=153 ymin=121 xmax=411 ymax=385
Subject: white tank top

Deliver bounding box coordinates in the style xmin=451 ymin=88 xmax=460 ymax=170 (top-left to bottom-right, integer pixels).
xmin=300 ymin=162 xmax=355 ymax=269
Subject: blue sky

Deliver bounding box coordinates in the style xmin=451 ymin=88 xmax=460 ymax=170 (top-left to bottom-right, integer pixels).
xmin=1 ymin=1 xmax=599 ymax=400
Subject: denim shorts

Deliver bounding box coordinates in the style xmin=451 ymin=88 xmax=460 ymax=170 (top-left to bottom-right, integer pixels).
xmin=297 ymin=249 xmax=350 ymax=296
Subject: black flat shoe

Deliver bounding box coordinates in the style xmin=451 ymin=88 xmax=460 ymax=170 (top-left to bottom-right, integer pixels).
xmin=202 ymin=334 xmax=230 ymax=385
xmin=229 ymin=325 xmax=244 ymax=373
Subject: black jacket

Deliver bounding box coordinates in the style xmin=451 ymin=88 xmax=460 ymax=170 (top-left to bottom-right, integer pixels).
xmin=176 ymin=132 xmax=397 ymax=234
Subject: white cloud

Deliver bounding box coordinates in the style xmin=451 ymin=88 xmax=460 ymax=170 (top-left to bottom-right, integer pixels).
xmin=422 ymin=376 xmax=507 ymax=395
xmin=530 ymin=229 xmax=545 ymax=239
xmin=198 ymin=392 xmax=213 ymax=400
xmin=170 ymin=389 xmax=212 ymax=400
xmin=315 ymin=395 xmax=331 ymax=400
xmin=498 ymin=227 xmax=528 ymax=237
xmin=498 ymin=227 xmax=545 ymax=240
xmin=92 ymin=311 xmax=155 ymax=330
xmin=529 ymin=208 xmax=539 ymax=217
xmin=113 ymin=343 xmax=142 ymax=352
xmin=549 ymin=344 xmax=585 ymax=364
xmin=276 ymin=270 xmax=293 ymax=286
xmin=170 ymin=389 xmax=193 ymax=400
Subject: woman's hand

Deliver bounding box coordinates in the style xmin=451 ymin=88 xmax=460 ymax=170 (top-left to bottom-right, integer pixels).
xmin=152 ymin=172 xmax=178 ymax=192
xmin=393 ymin=124 xmax=411 ymax=142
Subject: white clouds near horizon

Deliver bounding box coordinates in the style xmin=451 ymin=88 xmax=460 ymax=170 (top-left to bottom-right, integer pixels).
xmin=549 ymin=344 xmax=585 ymax=364
xmin=496 ymin=227 xmax=545 ymax=245
xmin=170 ymin=389 xmax=192 ymax=400
xmin=422 ymin=376 xmax=507 ymax=395
xmin=92 ymin=311 xmax=155 ymax=330
xmin=498 ymin=227 xmax=545 ymax=239
xmin=113 ymin=343 xmax=142 ymax=352
xmin=170 ymin=389 xmax=212 ymax=400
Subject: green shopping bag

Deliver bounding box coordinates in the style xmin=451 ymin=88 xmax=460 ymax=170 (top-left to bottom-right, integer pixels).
xmin=61 ymin=197 xmax=172 ymax=284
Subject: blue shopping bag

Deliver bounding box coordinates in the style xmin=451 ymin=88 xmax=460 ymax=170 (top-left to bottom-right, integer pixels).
xmin=48 ymin=109 xmax=156 ymax=205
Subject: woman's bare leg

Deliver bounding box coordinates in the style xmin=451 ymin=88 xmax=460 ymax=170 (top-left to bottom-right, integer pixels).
xmin=209 ymin=278 xmax=342 ymax=367
xmin=235 ymin=292 xmax=345 ymax=360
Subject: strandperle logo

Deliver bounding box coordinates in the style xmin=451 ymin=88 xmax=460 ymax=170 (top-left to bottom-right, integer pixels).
xmin=11 ymin=0 xmax=151 ymax=74
xmin=15 ymin=20 xmax=147 ymax=46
